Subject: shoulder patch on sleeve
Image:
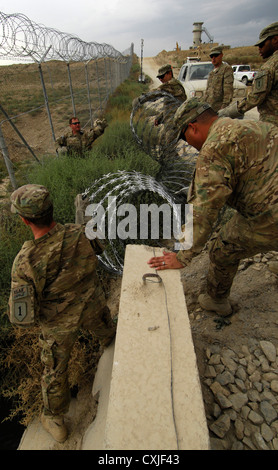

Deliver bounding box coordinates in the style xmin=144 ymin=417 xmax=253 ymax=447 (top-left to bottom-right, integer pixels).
xmin=10 ymin=285 xmax=35 ymax=327
xmin=254 ymin=71 xmax=268 ymax=93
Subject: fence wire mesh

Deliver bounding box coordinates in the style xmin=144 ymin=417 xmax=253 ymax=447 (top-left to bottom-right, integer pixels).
xmin=0 ymin=12 xmax=133 ymax=186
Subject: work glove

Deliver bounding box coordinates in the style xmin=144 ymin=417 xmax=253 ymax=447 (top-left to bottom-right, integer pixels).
xmin=93 ymin=118 xmax=108 ymax=130
xmin=218 ymin=101 xmax=244 ymax=119
xmin=56 ymin=146 xmax=67 ymax=155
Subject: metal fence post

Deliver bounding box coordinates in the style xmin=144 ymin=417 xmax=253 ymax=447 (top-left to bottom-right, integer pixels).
xmin=104 ymin=59 xmax=110 ymax=102
xmin=38 ymin=63 xmax=56 ymax=142
xmin=24 ymin=46 xmax=56 ymax=143
xmin=95 ymin=60 xmax=103 ymax=112
xmin=108 ymin=59 xmax=113 ymax=94
xmin=67 ymin=63 xmax=76 ymax=116
xmin=85 ymin=60 xmax=93 ymax=127
xmin=0 ymin=125 xmax=17 ymax=189
xmin=0 ymin=103 xmax=40 ymax=164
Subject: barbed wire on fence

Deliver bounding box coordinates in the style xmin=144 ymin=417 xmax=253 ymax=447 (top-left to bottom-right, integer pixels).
xmin=0 ymin=11 xmax=133 ymax=188
xmin=0 ymin=12 xmax=131 ymax=62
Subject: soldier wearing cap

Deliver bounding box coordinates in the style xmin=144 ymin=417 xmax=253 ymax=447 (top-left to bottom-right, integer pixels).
xmin=148 ymin=64 xmax=187 ymax=128
xmin=56 ymin=116 xmax=108 ymax=157
xmin=203 ymin=45 xmax=234 ymax=112
xmin=219 ymin=22 xmax=278 ymax=126
xmin=156 ymin=64 xmax=187 ymax=102
xmin=8 ymin=184 xmax=116 ymax=443
xmin=148 ymin=98 xmax=278 ymax=316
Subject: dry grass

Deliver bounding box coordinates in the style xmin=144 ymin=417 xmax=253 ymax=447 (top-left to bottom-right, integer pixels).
xmin=1 ymin=325 xmax=102 ymax=426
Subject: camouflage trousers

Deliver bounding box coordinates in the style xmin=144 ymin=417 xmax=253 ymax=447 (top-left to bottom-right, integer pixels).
xmin=39 ymin=299 xmax=116 ymax=417
xmin=207 ymin=210 xmax=278 ymax=299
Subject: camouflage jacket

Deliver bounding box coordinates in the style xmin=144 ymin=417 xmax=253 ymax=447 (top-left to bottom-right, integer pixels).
xmin=158 ymin=78 xmax=187 ymax=102
xmin=56 ymin=119 xmax=107 ymax=157
xmin=238 ymin=50 xmax=278 ymax=126
xmin=9 ymin=223 xmax=104 ymax=328
xmin=177 ymin=118 xmax=278 ymax=265
xmin=203 ymin=63 xmax=234 ymax=112
xmin=152 ymin=79 xmax=186 ymax=125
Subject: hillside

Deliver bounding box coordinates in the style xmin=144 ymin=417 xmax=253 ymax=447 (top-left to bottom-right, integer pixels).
xmin=154 ymin=44 xmax=263 ymax=71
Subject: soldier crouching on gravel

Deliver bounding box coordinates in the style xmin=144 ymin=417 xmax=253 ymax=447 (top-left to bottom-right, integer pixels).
xmin=8 ymin=184 xmax=116 ymax=443
xmin=148 ymin=98 xmax=278 ymax=317
xmin=56 ymin=116 xmax=108 ymax=157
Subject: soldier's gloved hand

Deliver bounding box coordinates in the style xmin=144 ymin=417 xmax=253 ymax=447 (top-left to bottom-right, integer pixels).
xmin=94 ymin=118 xmax=108 ymax=130
xmin=56 ymin=146 xmax=67 ymax=155
xmin=218 ymin=101 xmax=244 ymax=119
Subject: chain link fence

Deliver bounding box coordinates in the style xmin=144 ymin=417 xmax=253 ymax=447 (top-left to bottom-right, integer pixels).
xmin=0 ymin=12 xmax=133 ymax=188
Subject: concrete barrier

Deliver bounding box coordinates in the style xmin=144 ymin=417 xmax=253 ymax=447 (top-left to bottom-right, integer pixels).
xmin=82 ymin=245 xmax=210 ymax=450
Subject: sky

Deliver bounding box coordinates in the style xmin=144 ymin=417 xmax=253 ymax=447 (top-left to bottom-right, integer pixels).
xmin=0 ymin=0 xmax=276 ymax=62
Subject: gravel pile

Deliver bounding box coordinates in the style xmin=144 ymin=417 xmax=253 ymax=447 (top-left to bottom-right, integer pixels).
xmin=238 ymin=251 xmax=278 ymax=274
xmin=204 ymin=340 xmax=278 ymax=450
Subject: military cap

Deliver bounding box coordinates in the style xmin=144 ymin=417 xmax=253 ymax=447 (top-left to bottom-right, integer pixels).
xmin=11 ymin=184 xmax=53 ymax=218
xmin=254 ymin=22 xmax=278 ymax=46
xmin=209 ymin=46 xmax=223 ymax=56
xmin=173 ymin=98 xmax=211 ymax=133
xmin=157 ymin=64 xmax=172 ymax=77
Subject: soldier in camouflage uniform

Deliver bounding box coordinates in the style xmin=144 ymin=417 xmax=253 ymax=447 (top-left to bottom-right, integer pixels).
xmin=8 ymin=185 xmax=116 ymax=442
xmin=152 ymin=64 xmax=187 ymax=130
xmin=219 ymin=22 xmax=278 ymax=126
xmin=203 ymin=46 xmax=234 ymax=112
xmin=132 ymin=64 xmax=186 ymax=130
xmin=148 ymin=98 xmax=278 ymax=316
xmin=56 ymin=116 xmax=108 ymax=157
xmin=156 ymin=64 xmax=187 ymax=102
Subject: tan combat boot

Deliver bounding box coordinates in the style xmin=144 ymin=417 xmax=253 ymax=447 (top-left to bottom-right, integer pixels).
xmin=198 ymin=293 xmax=232 ymax=317
xmin=268 ymin=261 xmax=278 ymax=275
xmin=41 ymin=413 xmax=68 ymax=443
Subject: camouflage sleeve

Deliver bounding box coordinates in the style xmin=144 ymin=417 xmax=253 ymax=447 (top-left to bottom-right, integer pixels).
xmin=221 ymin=66 xmax=234 ymax=108
xmin=159 ymin=80 xmax=186 ymax=101
xmin=176 ymin=149 xmax=234 ymax=265
xmin=84 ymin=118 xmax=108 ymax=147
xmin=237 ymin=66 xmax=274 ymax=113
xmin=8 ymin=255 xmax=38 ymax=327
xmin=55 ymin=135 xmax=66 ymax=148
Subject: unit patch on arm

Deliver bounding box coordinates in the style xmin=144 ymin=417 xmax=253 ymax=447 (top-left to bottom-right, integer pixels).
xmin=10 ymin=285 xmax=35 ymax=327
xmin=254 ymin=72 xmax=268 ymax=93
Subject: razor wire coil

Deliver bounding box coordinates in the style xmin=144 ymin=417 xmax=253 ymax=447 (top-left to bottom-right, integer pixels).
xmin=0 ymin=12 xmax=131 ymax=62
xmin=84 ymin=92 xmax=198 ymax=274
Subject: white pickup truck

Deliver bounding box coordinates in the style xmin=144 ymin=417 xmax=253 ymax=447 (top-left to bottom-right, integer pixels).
xmin=177 ymin=61 xmax=247 ymax=101
xmin=232 ymin=65 xmax=257 ymax=85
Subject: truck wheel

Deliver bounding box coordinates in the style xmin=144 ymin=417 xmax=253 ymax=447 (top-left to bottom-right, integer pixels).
xmin=242 ymin=76 xmax=248 ymax=86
